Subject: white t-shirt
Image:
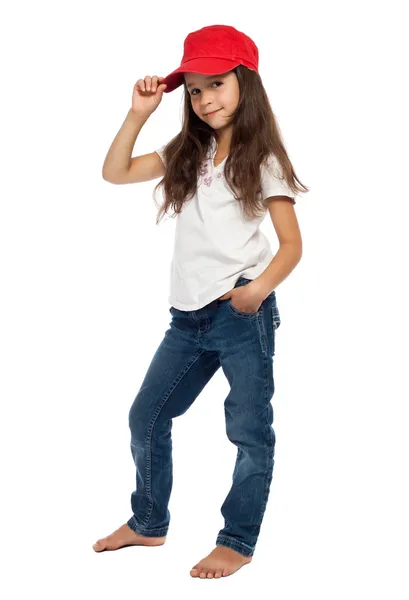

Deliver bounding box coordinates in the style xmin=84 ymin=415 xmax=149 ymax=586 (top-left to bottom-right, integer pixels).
xmin=155 ymin=137 xmax=297 ymax=311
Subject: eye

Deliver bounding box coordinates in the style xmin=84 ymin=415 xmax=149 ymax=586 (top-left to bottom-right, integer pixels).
xmin=191 ymin=81 xmax=223 ymax=96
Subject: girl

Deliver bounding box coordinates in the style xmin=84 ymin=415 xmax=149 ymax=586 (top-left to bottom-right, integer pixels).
xmin=94 ymin=24 xmax=308 ymax=578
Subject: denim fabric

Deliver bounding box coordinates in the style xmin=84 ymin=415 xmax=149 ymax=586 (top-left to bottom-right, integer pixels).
xmin=127 ymin=277 xmax=281 ymax=557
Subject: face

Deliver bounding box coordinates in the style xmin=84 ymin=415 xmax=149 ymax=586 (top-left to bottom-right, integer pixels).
xmin=184 ymin=70 xmax=240 ymax=130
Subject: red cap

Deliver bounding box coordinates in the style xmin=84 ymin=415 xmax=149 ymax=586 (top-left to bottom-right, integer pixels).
xmin=162 ymin=25 xmax=259 ymax=93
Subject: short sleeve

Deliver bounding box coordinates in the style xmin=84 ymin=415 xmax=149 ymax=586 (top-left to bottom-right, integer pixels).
xmin=154 ymin=144 xmax=167 ymax=167
xmin=260 ymin=154 xmax=297 ymax=206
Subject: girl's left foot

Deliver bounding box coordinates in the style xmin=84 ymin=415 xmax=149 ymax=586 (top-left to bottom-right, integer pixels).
xmin=190 ymin=545 xmax=252 ymax=578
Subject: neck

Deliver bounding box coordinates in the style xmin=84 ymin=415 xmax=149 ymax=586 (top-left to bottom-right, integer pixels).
xmin=215 ymin=126 xmax=232 ymax=153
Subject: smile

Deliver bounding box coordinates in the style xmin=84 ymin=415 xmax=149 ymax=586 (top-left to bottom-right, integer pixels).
xmin=205 ymin=109 xmax=221 ymax=116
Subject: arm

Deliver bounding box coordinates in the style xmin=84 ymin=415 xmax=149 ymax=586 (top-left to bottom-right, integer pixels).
xmin=252 ymin=197 xmax=303 ymax=299
xmin=102 ymin=109 xmax=165 ymax=184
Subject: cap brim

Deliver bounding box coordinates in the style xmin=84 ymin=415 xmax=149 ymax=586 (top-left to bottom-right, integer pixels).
xmin=162 ymin=57 xmax=240 ymax=93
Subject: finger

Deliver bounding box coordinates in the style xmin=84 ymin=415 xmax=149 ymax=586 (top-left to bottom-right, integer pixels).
xmin=152 ymin=76 xmax=166 ymax=93
xmin=145 ymin=75 xmax=152 ymax=91
xmin=135 ymin=79 xmax=145 ymax=92
xmin=151 ymin=75 xmax=158 ymax=93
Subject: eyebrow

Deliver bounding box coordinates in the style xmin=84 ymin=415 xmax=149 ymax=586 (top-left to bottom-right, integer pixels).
xmin=186 ymin=75 xmax=224 ymax=90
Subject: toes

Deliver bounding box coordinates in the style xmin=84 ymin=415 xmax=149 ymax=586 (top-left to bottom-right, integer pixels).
xmin=93 ymin=539 xmax=105 ymax=550
xmin=190 ymin=566 xmax=223 ymax=579
xmin=93 ymin=536 xmax=116 ymax=551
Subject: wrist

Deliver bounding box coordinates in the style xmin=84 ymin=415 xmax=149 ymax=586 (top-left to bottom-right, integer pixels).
xmin=128 ymin=108 xmax=150 ymax=122
xmin=249 ymin=279 xmax=270 ymax=302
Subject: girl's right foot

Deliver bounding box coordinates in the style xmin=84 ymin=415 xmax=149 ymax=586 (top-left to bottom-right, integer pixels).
xmin=92 ymin=523 xmax=166 ymax=552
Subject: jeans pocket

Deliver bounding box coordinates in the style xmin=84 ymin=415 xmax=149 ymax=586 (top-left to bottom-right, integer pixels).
xmin=227 ymin=298 xmax=260 ymax=319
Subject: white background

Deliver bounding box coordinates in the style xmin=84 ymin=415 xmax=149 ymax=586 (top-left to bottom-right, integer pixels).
xmin=1 ymin=1 xmax=408 ymax=597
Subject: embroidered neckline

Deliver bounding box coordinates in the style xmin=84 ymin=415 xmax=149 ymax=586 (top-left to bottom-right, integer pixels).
xmin=197 ymin=137 xmax=227 ymax=187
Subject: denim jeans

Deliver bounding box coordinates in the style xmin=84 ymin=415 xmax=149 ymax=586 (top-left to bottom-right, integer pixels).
xmin=127 ymin=276 xmax=281 ymax=557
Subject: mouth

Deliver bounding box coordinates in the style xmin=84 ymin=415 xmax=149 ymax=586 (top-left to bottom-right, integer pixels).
xmin=205 ymin=108 xmax=221 ymax=116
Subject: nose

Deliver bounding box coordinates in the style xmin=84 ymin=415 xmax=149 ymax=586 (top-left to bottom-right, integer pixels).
xmin=200 ymin=92 xmax=216 ymax=111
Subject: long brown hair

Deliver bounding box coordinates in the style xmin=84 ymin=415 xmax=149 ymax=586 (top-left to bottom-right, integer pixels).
xmin=153 ymin=65 xmax=309 ymax=224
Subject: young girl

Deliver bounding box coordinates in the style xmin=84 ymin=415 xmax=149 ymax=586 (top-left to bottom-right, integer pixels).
xmin=94 ymin=24 xmax=308 ymax=578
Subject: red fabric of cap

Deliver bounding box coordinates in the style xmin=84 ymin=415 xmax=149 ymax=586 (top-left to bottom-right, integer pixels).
xmin=162 ymin=24 xmax=259 ymax=93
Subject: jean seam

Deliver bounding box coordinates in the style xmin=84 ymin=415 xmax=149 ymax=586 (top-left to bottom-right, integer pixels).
xmin=258 ymin=341 xmax=275 ymax=524
xmin=255 ymin=305 xmax=268 ymax=357
xmin=259 ymin=423 xmax=275 ymax=521
xmin=140 ymin=349 xmax=208 ymax=529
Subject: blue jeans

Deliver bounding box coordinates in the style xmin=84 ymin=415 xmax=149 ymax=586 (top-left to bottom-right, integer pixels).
xmin=127 ymin=277 xmax=281 ymax=557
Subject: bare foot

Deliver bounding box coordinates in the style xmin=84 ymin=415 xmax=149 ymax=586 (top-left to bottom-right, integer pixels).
xmin=92 ymin=523 xmax=166 ymax=552
xmin=190 ymin=545 xmax=252 ymax=578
